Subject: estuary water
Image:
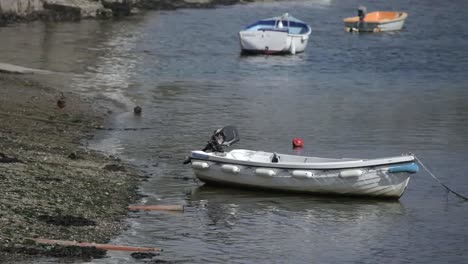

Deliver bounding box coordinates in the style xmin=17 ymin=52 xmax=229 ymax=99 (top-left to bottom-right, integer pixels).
xmin=1 ymin=0 xmax=468 ymax=263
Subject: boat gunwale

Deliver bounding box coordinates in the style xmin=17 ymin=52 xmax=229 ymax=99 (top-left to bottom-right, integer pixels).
xmin=190 ymin=157 xmax=415 ymax=170
xmin=239 ymin=25 xmax=312 ymax=37
xmin=343 ymin=12 xmax=408 ymax=24
xmin=190 ymin=151 xmax=415 ymax=170
xmin=240 ymin=14 xmax=312 ymax=37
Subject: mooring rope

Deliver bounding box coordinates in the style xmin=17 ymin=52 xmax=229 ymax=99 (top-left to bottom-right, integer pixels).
xmin=415 ymin=156 xmax=468 ymax=201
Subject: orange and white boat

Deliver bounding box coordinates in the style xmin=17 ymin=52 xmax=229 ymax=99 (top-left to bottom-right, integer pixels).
xmin=343 ymin=8 xmax=408 ymax=32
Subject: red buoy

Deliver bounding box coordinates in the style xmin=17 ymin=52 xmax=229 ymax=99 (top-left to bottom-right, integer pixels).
xmin=292 ymin=137 xmax=304 ymax=148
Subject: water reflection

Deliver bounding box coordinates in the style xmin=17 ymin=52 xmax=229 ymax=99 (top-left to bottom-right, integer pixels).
xmin=71 ymin=22 xmax=146 ymax=109
xmin=238 ymin=52 xmax=309 ymax=68
xmin=189 ymin=185 xmax=405 ymax=229
xmin=0 ymin=21 xmax=113 ymax=73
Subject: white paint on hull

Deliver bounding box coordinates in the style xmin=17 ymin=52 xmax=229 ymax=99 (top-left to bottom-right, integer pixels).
xmin=239 ymin=31 xmax=309 ymax=54
xmin=378 ymin=19 xmax=405 ymax=31
xmin=193 ymin=162 xmax=412 ymax=198
xmin=190 ymin=149 xmax=417 ymax=198
xmin=344 ymin=19 xmax=406 ymax=32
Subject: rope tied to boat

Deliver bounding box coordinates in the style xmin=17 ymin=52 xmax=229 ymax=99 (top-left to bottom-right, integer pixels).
xmin=415 ymin=156 xmax=468 ymax=201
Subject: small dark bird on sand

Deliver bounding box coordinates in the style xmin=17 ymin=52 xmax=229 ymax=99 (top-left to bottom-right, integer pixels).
xmin=57 ymin=92 xmax=66 ymax=109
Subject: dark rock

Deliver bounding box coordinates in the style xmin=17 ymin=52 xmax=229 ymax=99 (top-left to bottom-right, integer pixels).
xmin=98 ymin=8 xmax=113 ymax=18
xmin=45 ymin=245 xmax=107 ymax=259
xmin=68 ymin=152 xmax=79 ymax=160
xmin=102 ymin=0 xmax=133 ymax=17
xmin=0 ymin=11 xmax=44 ymax=26
xmin=11 ymin=244 xmax=107 ymax=260
xmin=37 ymin=214 xmax=96 ymax=226
xmin=35 ymin=177 xmax=63 ymax=182
xmin=131 ymin=252 xmax=159 ymax=259
xmin=103 ymin=164 xmax=126 ymax=172
xmin=109 ymin=155 xmax=121 ymax=162
xmin=43 ymin=3 xmax=82 ymax=21
xmin=0 ymin=152 xmax=22 ymax=163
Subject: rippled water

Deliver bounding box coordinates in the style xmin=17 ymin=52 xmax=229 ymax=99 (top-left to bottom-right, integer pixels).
xmin=1 ymin=0 xmax=468 ymax=263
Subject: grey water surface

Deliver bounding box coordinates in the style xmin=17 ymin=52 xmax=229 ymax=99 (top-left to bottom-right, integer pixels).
xmin=1 ymin=0 xmax=468 ymax=263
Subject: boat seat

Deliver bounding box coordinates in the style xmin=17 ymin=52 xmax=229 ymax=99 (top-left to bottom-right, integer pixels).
xmin=288 ymin=27 xmax=304 ymax=34
xmin=258 ymin=27 xmax=289 ymax=32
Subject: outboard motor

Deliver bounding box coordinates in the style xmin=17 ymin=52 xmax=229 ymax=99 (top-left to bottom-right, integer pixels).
xmin=183 ymin=126 xmax=240 ymax=164
xmin=358 ymin=6 xmax=367 ymax=22
xmin=202 ymin=126 xmax=240 ymax=152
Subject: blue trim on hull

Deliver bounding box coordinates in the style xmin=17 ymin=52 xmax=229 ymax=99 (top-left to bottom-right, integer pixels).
xmin=388 ymin=163 xmax=419 ymax=174
xmin=244 ymin=20 xmax=310 ymax=35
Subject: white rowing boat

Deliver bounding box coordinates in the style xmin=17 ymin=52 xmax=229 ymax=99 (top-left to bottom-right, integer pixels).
xmin=239 ymin=13 xmax=312 ymax=55
xmin=186 ymin=126 xmax=419 ymax=199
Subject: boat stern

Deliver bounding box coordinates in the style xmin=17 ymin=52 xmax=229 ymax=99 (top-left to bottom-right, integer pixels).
xmin=239 ymin=29 xmax=291 ymax=54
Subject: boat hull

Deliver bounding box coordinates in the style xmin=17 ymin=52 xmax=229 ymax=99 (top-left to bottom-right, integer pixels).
xmin=192 ymin=162 xmax=411 ymax=198
xmin=344 ymin=20 xmax=405 ymax=32
xmin=343 ymin=12 xmax=408 ymax=32
xmin=239 ymin=30 xmax=309 ymax=55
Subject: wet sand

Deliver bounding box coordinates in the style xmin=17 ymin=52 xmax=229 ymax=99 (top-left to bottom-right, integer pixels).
xmin=0 ymin=73 xmax=141 ymax=261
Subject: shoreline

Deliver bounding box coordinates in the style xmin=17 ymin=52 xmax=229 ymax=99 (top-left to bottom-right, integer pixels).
xmin=0 ymin=0 xmax=277 ymax=261
xmin=0 ymin=73 xmax=144 ymax=261
xmin=0 ymin=0 xmax=275 ymax=26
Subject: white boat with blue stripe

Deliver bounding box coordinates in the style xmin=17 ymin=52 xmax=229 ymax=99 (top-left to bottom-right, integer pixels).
xmin=239 ymin=13 xmax=312 ymax=55
xmin=185 ymin=126 xmax=419 ymax=199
